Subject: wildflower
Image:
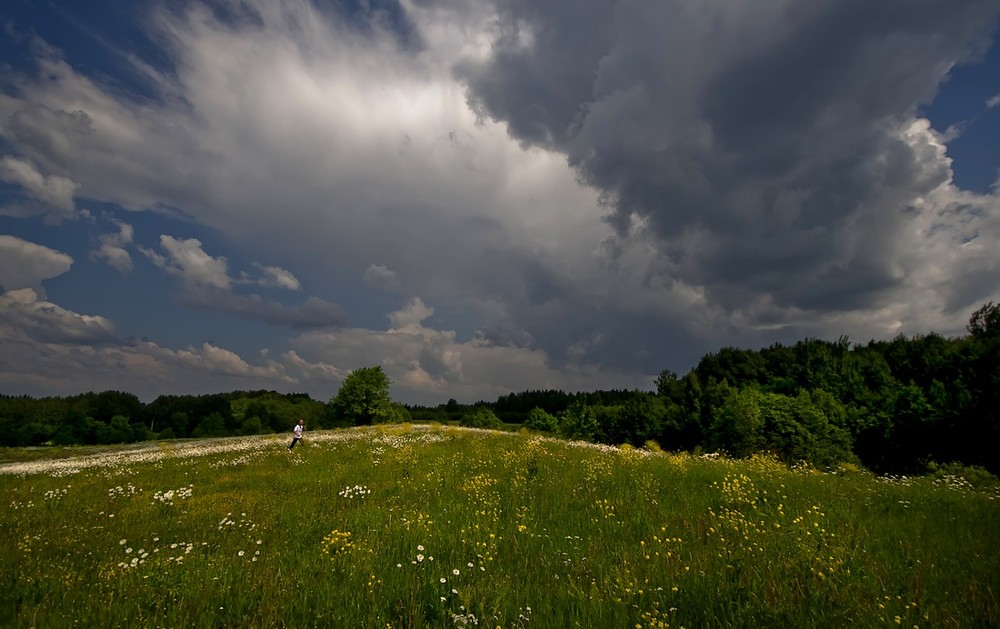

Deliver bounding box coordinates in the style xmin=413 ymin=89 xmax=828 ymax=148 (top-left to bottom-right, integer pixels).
xmin=238 ymin=551 xmax=245 ymax=557
xmin=440 ymin=578 xmax=447 ymax=583
xmin=119 ymin=539 xmax=126 ymax=545
xmin=417 ymin=554 xmax=425 ymax=562
xmin=453 ymin=568 xmax=460 ymax=576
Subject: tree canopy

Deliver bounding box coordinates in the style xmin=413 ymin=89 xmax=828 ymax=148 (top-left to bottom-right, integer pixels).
xmin=2 ymin=304 xmax=998 ymax=476
xmin=327 ymin=366 xmax=392 ymax=426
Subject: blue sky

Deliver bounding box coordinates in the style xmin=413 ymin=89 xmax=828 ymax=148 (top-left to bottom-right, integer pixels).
xmin=1 ymin=0 xmax=999 ymax=404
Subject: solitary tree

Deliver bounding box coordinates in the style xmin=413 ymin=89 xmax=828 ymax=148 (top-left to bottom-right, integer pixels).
xmin=328 ymin=366 xmax=392 ymax=426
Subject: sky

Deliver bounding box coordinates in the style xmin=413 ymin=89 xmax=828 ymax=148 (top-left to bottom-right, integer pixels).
xmin=1 ymin=0 xmax=999 ymax=405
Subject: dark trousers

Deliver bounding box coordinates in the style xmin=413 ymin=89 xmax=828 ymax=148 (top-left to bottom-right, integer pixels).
xmin=289 ymin=437 xmax=301 ymax=449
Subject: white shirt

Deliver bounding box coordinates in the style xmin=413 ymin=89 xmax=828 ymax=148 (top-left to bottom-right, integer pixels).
xmin=293 ymin=423 xmax=303 ymax=438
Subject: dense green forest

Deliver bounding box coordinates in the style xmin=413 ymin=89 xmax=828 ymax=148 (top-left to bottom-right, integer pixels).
xmin=2 ymin=303 xmax=998 ymax=475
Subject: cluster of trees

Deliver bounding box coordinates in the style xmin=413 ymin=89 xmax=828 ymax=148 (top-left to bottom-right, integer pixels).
xmin=0 ymin=367 xmax=407 ymax=448
xmin=0 ymin=390 xmax=328 ymax=447
xmin=2 ymin=304 xmax=997 ymax=475
xmin=407 ymin=303 xmax=999 ymax=474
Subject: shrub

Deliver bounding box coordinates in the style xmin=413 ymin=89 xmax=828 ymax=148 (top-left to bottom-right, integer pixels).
xmin=524 ymin=407 xmax=559 ymax=433
xmin=460 ymin=408 xmax=503 ymax=429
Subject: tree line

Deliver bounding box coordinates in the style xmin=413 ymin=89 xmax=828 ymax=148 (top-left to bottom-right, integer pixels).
xmin=2 ymin=303 xmax=997 ymax=475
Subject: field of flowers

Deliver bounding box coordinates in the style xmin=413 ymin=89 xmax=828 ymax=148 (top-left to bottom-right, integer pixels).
xmin=1 ymin=424 xmax=998 ymax=628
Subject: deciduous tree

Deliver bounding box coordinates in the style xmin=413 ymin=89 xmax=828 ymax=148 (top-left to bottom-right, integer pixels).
xmin=328 ymin=366 xmax=392 ymax=426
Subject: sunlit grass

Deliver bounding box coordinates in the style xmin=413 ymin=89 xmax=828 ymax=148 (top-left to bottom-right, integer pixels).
xmin=1 ymin=424 xmax=998 ymax=627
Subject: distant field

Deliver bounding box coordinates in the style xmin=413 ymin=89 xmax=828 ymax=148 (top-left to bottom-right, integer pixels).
xmin=1 ymin=424 xmax=998 ymax=627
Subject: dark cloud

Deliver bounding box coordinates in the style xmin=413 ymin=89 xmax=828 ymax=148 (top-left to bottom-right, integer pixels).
xmin=472 ymin=325 xmax=534 ymax=349
xmin=178 ymin=289 xmax=347 ymax=328
xmin=457 ymin=0 xmax=1000 ymax=317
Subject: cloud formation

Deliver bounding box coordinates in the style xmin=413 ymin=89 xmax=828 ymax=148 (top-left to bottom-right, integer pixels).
xmin=364 ymin=264 xmax=398 ymax=289
xmin=456 ymin=0 xmax=1000 ymax=319
xmin=0 ymin=0 xmax=998 ymax=402
xmin=141 ymin=235 xmax=231 ymax=291
xmin=0 ymin=288 xmax=116 ymax=344
xmin=0 ymin=154 xmax=80 ymax=221
xmin=92 ymin=217 xmax=135 ymax=272
xmin=138 ymin=234 xmax=346 ymax=328
xmin=0 ymin=234 xmax=73 ymax=293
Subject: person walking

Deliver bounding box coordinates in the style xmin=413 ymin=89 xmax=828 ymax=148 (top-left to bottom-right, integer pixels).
xmin=289 ymin=418 xmax=305 ymax=450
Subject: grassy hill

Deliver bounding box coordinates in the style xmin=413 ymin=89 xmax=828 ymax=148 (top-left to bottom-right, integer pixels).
xmin=1 ymin=424 xmax=998 ymax=627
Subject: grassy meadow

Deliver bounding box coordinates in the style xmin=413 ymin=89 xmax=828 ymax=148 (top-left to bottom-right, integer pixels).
xmin=1 ymin=424 xmax=998 ymax=628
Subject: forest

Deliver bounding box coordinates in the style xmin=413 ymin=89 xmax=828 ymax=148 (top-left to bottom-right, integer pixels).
xmin=1 ymin=302 xmax=997 ymax=476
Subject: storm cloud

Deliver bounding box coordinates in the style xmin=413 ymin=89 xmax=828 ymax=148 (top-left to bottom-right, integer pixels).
xmin=456 ymin=0 xmax=1000 ymax=317
xmin=1 ymin=0 xmax=998 ymax=401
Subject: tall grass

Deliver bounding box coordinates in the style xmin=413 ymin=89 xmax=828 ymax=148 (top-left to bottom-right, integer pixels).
xmin=1 ymin=424 xmax=997 ymax=627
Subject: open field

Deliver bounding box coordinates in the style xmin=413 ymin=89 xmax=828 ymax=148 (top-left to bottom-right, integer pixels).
xmin=2 ymin=424 xmax=998 ymax=628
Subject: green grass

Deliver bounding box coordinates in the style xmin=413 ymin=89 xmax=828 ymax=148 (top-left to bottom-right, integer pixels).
xmin=1 ymin=424 xmax=998 ymax=628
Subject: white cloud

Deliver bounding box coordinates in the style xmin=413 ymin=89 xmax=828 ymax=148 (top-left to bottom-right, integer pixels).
xmin=252 ymin=263 xmax=301 ymax=291
xmin=986 ymin=92 xmax=1000 ymax=108
xmin=0 ymin=155 xmax=79 ymax=221
xmin=92 ymin=218 xmax=134 ymax=272
xmin=388 ymin=297 xmax=435 ymax=333
xmin=292 ymin=297 xmax=652 ymax=405
xmin=141 ymin=235 xmax=231 ymax=291
xmin=364 ymin=264 xmax=398 ymax=289
xmin=139 ymin=234 xmax=345 ymax=328
xmin=0 ymin=288 xmax=116 ymax=344
xmin=0 ymin=289 xmax=646 ymax=403
xmin=0 ymin=334 xmax=294 ymax=400
xmin=0 ymin=234 xmax=73 ymax=293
